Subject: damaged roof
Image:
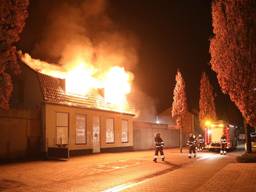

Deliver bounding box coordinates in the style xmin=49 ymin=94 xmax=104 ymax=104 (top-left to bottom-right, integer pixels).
xmin=37 ymin=73 xmax=135 ymax=115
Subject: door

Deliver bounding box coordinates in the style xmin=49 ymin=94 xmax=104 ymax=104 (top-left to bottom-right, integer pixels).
xmin=92 ymin=116 xmax=100 ymax=153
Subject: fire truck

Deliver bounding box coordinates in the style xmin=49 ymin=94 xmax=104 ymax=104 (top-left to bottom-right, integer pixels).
xmin=204 ymin=120 xmax=238 ymax=151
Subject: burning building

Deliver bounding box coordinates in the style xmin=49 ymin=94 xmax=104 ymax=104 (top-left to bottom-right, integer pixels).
xmin=0 ymin=0 xmax=141 ymax=160
xmin=18 ymin=52 xmax=135 ymax=159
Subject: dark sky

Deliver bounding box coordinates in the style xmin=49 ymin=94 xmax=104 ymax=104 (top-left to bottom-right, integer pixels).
xmin=107 ymin=0 xmax=242 ymax=124
xmin=107 ymin=0 xmax=213 ymax=109
xmin=18 ymin=0 xmax=243 ymax=125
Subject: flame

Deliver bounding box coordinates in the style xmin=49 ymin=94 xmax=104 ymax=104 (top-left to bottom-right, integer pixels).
xmin=65 ymin=60 xmax=100 ymax=96
xmin=18 ymin=51 xmax=66 ymax=79
xmin=19 ymin=51 xmax=133 ymax=112
xmin=103 ymin=66 xmax=132 ymax=107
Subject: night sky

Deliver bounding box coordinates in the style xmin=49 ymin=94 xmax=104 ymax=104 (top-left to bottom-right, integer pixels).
xmin=18 ymin=0 xmax=243 ymax=125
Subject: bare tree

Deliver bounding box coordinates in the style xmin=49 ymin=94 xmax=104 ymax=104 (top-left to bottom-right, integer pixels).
xmin=0 ymin=0 xmax=29 ymax=110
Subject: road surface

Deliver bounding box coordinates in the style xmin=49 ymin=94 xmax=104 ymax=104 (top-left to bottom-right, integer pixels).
xmin=0 ymin=148 xmax=242 ymax=192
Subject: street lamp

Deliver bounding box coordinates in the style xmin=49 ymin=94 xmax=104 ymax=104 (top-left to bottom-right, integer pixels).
xmin=205 ymin=120 xmax=212 ymax=127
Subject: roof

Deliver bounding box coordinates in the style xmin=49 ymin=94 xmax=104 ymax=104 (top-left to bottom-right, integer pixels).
xmin=159 ymin=107 xmax=198 ymax=117
xmin=159 ymin=108 xmax=172 ymax=117
xmin=37 ymin=73 xmax=135 ymax=116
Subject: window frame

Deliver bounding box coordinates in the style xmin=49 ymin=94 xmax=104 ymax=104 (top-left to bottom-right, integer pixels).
xmin=56 ymin=112 xmax=69 ymax=146
xmin=75 ymin=114 xmax=87 ymax=145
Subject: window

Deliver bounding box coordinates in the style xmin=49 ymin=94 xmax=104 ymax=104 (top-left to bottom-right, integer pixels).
xmin=76 ymin=114 xmax=87 ymax=144
xmin=56 ymin=112 xmax=69 ymax=145
xmin=106 ymin=118 xmax=114 ymax=143
xmin=121 ymin=120 xmax=129 ymax=143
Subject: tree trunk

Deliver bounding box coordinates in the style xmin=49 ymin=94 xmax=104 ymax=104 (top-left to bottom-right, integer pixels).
xmin=179 ymin=117 xmax=183 ymax=153
xmin=245 ymin=124 xmax=252 ymax=153
xmin=179 ymin=126 xmax=183 ymax=153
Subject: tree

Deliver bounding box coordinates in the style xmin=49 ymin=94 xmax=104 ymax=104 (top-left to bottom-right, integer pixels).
xmin=172 ymin=70 xmax=188 ymax=152
xmin=0 ymin=0 xmax=29 ymax=110
xmin=210 ymin=0 xmax=256 ymax=152
xmin=199 ymin=72 xmax=216 ymax=131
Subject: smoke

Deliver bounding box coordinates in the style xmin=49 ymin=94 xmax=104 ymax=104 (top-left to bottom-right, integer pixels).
xmin=32 ymin=0 xmax=138 ymax=71
xmin=129 ymin=85 xmax=157 ymax=122
xmin=28 ymin=0 xmax=156 ymax=121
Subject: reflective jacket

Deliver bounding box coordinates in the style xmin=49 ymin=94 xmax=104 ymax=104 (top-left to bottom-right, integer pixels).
xmin=155 ymin=137 xmax=164 ymax=148
xmin=220 ymin=136 xmax=227 ymax=144
xmin=198 ymin=136 xmax=204 ymax=144
xmin=187 ymin=137 xmax=196 ymax=147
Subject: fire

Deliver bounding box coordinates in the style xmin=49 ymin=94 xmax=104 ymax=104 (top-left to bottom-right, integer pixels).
xmin=19 ymin=51 xmax=133 ymax=112
xmin=65 ymin=61 xmax=100 ymax=96
xmin=103 ymin=67 xmax=132 ymax=107
xmin=18 ymin=51 xmax=66 ymax=79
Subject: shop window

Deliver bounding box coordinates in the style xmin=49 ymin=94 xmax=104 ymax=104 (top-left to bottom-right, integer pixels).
xmin=106 ymin=118 xmax=114 ymax=143
xmin=76 ymin=114 xmax=87 ymax=144
xmin=56 ymin=112 xmax=69 ymax=145
xmin=121 ymin=120 xmax=129 ymax=143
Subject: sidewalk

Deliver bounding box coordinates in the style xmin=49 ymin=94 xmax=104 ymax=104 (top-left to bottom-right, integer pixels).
xmin=196 ymin=163 xmax=256 ymax=192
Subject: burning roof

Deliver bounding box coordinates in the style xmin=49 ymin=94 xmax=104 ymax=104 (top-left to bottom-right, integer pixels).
xmin=19 ymin=51 xmax=135 ymax=115
xmin=17 ymin=0 xmax=139 ymax=116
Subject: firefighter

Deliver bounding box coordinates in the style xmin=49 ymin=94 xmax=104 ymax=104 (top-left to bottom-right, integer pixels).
xmin=220 ymin=135 xmax=227 ymax=155
xmin=153 ymin=133 xmax=165 ymax=162
xmin=197 ymin=134 xmax=205 ymax=152
xmin=187 ymin=133 xmax=197 ymax=158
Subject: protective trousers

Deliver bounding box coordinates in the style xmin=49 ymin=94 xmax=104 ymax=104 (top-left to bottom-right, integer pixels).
xmin=153 ymin=147 xmax=164 ymax=162
xmin=188 ymin=145 xmax=196 ymax=158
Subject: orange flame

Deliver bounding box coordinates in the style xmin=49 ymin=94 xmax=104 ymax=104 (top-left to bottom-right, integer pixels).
xmin=18 ymin=51 xmax=66 ymax=79
xmin=103 ymin=66 xmax=132 ymax=108
xmin=65 ymin=60 xmax=100 ymax=96
xmin=19 ymin=51 xmax=133 ymax=112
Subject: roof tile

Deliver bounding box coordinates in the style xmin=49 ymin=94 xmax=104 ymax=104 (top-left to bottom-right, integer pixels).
xmin=37 ymin=73 xmax=134 ymax=115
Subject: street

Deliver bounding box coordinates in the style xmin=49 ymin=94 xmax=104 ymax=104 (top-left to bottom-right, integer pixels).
xmin=1 ymin=148 xmax=251 ymax=192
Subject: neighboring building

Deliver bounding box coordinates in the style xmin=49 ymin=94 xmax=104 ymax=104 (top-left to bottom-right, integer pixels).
xmin=156 ymin=108 xmax=176 ymax=127
xmin=1 ymin=64 xmax=135 ymax=160
xmin=157 ymin=107 xmax=200 ymax=140
xmin=132 ymin=107 xmax=199 ymax=150
xmin=133 ymin=121 xmax=179 ymax=150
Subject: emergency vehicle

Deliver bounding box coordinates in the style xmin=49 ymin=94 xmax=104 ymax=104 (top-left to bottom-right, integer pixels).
xmin=204 ymin=120 xmax=237 ymax=151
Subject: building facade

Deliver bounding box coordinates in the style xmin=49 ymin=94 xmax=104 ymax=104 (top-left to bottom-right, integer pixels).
xmin=3 ymin=64 xmax=135 ymax=159
xmin=44 ymin=103 xmax=134 ymax=158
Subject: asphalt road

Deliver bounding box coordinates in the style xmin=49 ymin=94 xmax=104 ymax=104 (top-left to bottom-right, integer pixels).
xmin=0 ymin=148 xmax=242 ymax=192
